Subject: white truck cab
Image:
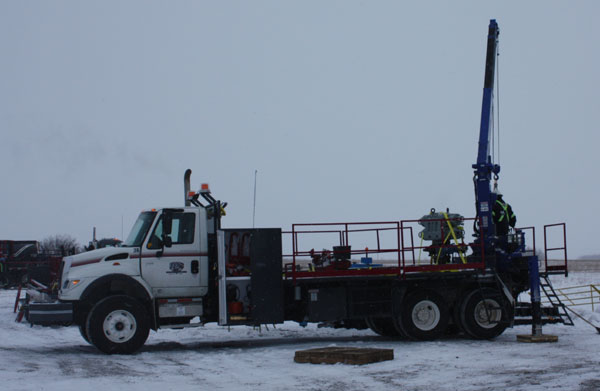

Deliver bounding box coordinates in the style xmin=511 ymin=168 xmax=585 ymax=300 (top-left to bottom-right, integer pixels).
xmin=29 ymin=172 xmax=234 ymax=354
xmin=60 ymin=206 xmax=210 ymax=302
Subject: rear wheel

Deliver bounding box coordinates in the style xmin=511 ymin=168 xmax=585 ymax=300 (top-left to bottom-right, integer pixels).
xmin=86 ymin=295 xmax=150 ymax=354
xmin=366 ymin=317 xmax=401 ymax=337
xmin=460 ymin=288 xmax=508 ymax=339
xmin=398 ymin=291 xmax=449 ymax=340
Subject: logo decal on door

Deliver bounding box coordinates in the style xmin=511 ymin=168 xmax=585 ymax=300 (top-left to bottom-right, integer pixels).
xmin=166 ymin=262 xmax=187 ymax=274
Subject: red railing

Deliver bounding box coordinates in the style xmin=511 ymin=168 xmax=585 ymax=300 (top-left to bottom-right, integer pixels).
xmin=282 ymin=217 xmax=486 ymax=283
xmin=544 ymin=222 xmax=568 ymax=275
xmin=284 ymin=221 xmax=402 ymax=283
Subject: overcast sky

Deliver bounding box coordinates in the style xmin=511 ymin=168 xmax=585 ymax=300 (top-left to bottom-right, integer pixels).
xmin=1 ymin=1 xmax=598 ymax=258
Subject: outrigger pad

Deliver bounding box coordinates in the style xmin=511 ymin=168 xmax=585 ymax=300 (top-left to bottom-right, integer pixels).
xmin=516 ymin=334 xmax=559 ymax=343
xmin=294 ymin=347 xmax=394 ymax=365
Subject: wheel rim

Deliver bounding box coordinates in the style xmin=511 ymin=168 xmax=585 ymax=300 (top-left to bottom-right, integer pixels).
xmin=103 ymin=310 xmax=137 ymax=343
xmin=473 ymin=299 xmax=502 ymax=329
xmin=411 ymin=300 xmax=440 ymax=331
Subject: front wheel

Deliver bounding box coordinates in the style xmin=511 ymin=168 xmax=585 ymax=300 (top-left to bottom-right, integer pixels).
xmin=86 ymin=295 xmax=150 ymax=354
xmin=460 ymin=288 xmax=508 ymax=339
xmin=79 ymin=323 xmax=91 ymax=344
xmin=398 ymin=291 xmax=449 ymax=340
xmin=0 ymin=274 xmax=8 ymax=288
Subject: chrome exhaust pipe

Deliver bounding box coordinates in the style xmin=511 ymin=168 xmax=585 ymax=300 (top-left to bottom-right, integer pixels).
xmin=184 ymin=169 xmax=192 ymax=206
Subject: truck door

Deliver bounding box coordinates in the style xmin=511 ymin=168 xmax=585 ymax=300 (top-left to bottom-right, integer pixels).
xmin=140 ymin=210 xmax=208 ymax=298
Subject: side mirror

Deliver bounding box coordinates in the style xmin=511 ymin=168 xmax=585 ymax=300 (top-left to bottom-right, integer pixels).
xmin=161 ymin=212 xmax=173 ymax=248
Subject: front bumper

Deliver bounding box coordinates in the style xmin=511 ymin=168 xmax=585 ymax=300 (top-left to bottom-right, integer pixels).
xmin=27 ymin=301 xmax=73 ymax=326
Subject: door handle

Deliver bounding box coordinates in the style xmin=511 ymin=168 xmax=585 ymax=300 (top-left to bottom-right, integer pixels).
xmin=191 ymin=260 xmax=199 ymax=274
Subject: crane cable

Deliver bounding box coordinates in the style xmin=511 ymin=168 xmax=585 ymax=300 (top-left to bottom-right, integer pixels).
xmin=491 ymin=48 xmax=501 ymax=194
xmin=491 ymin=101 xmax=495 ymax=164
xmin=490 ymin=47 xmax=502 ymax=166
xmin=496 ymin=47 xmax=501 ymax=166
xmin=474 ymin=44 xmax=502 ymax=233
xmin=494 ymin=48 xmax=501 ymax=193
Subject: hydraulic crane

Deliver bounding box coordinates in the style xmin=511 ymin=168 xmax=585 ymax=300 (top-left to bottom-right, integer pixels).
xmin=473 ymin=20 xmax=556 ymax=342
xmin=473 ymin=19 xmax=501 ymax=248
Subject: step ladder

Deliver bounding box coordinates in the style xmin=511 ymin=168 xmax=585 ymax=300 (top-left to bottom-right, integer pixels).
xmin=514 ymin=275 xmax=574 ymax=326
xmin=540 ymin=274 xmax=574 ymax=326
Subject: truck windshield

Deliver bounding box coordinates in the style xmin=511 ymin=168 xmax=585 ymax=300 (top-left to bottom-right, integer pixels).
xmin=122 ymin=211 xmax=157 ymax=247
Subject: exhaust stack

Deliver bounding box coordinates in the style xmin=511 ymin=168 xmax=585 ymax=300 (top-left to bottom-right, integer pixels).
xmin=184 ymin=169 xmax=192 ymax=206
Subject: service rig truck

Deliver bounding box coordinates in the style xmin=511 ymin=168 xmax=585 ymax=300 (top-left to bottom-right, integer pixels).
xmin=24 ymin=20 xmax=571 ymax=354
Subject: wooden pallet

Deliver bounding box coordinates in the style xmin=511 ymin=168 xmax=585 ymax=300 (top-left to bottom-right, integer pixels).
xmin=294 ymin=347 xmax=394 ymax=365
xmin=517 ymin=334 xmax=559 ymax=343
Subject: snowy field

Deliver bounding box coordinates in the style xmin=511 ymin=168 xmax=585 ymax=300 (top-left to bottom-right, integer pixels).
xmin=1 ymin=273 xmax=599 ymax=391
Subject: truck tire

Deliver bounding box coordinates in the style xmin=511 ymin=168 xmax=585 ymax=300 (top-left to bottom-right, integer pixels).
xmin=451 ymin=291 xmax=470 ymax=335
xmin=398 ymin=290 xmax=449 ymax=340
xmin=459 ymin=288 xmax=507 ymax=339
xmin=366 ymin=317 xmax=402 ymax=337
xmin=79 ymin=323 xmax=91 ymax=344
xmin=86 ymin=295 xmax=150 ymax=354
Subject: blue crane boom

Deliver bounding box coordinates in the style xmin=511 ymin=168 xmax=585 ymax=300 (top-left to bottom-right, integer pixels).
xmin=473 ymin=20 xmax=554 ymax=339
xmin=473 ymin=19 xmax=501 ymax=248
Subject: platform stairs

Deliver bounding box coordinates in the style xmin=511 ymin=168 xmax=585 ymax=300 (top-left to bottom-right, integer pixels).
xmin=514 ymin=223 xmax=574 ymax=326
xmin=514 ymin=276 xmax=573 ymax=326
xmin=539 ymin=275 xmax=574 ymax=325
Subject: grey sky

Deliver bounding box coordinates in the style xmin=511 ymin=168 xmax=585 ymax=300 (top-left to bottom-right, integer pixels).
xmin=1 ymin=1 xmax=598 ymax=258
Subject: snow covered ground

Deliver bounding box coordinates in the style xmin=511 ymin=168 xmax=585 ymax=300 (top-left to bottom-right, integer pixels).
xmin=1 ymin=273 xmax=599 ymax=391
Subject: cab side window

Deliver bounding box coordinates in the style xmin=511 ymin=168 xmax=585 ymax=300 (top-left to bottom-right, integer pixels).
xmin=147 ymin=212 xmax=195 ymax=249
xmin=172 ymin=213 xmax=195 ymax=244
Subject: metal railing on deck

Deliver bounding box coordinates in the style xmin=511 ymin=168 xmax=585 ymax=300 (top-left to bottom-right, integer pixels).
xmin=282 ymin=217 xmax=486 ymax=282
xmin=545 ymin=284 xmax=600 ymax=310
xmin=283 ymin=221 xmax=403 ymax=283
xmin=544 ymin=223 xmax=568 ymax=275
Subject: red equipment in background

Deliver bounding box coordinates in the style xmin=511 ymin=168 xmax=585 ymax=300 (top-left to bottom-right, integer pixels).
xmin=0 ymin=240 xmax=62 ymax=288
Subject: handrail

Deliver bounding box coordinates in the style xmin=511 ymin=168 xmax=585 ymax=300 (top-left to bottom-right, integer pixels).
xmin=544 ymin=223 xmax=568 ymax=275
xmin=542 ymin=284 xmax=600 ymax=311
xmin=283 ymin=217 xmax=486 ymax=282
